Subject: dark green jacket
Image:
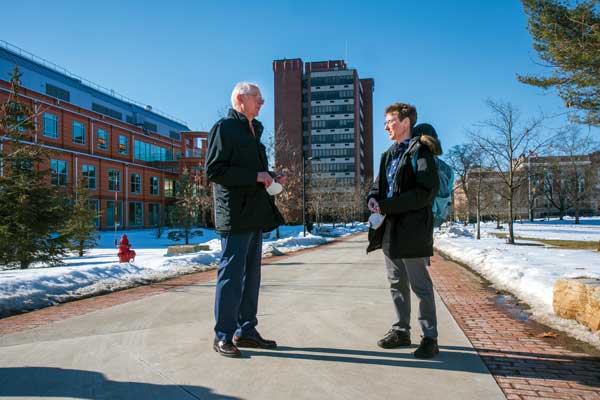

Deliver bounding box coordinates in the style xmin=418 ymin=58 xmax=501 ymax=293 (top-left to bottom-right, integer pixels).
xmin=205 ymin=109 xmax=284 ymax=235
xmin=367 ymin=134 xmax=441 ymax=258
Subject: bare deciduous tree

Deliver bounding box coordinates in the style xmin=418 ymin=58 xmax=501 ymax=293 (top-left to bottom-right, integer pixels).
xmin=469 ymin=99 xmax=546 ymax=244
xmin=446 ymin=144 xmax=481 ymax=224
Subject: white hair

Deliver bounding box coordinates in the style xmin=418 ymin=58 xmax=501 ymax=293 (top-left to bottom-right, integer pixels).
xmin=231 ymin=82 xmax=260 ymax=108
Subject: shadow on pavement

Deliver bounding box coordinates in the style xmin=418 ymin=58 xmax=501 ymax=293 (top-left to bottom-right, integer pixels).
xmin=0 ymin=367 xmax=240 ymax=400
xmin=245 ymin=345 xmax=487 ymax=374
xmin=246 ymin=345 xmax=599 ymax=387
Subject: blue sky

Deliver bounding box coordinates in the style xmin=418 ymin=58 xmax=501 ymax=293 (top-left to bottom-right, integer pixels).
xmin=2 ymin=0 xmax=592 ymax=167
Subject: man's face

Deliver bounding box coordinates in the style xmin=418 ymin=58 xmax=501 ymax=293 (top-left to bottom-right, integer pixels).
xmin=239 ymin=88 xmax=264 ymax=120
xmin=384 ymin=113 xmax=410 ymax=142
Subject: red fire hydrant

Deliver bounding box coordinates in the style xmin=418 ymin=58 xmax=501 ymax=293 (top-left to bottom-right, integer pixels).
xmin=117 ymin=234 xmax=136 ymax=263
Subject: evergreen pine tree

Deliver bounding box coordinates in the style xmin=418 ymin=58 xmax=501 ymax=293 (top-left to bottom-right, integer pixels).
xmin=0 ymin=67 xmax=70 ymax=269
xmin=63 ymin=181 xmax=99 ymax=256
xmin=168 ymin=168 xmax=202 ymax=245
xmin=519 ymin=0 xmax=600 ymax=126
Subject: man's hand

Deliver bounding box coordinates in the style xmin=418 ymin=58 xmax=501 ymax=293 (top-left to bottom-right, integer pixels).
xmin=368 ymin=198 xmax=381 ymax=214
xmin=274 ymin=172 xmax=287 ymax=185
xmin=257 ymin=171 xmax=274 ymax=187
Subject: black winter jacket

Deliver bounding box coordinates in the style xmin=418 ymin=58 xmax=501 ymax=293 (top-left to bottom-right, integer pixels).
xmin=205 ymin=109 xmax=284 ymax=235
xmin=367 ymin=134 xmax=441 ymax=258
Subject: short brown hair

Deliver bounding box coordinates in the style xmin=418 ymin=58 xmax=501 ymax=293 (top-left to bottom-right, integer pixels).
xmin=385 ymin=103 xmax=417 ymax=127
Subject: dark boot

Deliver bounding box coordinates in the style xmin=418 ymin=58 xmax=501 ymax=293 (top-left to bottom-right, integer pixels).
xmin=414 ymin=337 xmax=439 ymax=359
xmin=377 ymin=330 xmax=411 ymax=349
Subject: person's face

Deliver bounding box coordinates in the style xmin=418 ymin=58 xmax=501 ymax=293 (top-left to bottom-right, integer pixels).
xmin=238 ymin=88 xmax=264 ymax=120
xmin=384 ymin=112 xmax=410 ymax=142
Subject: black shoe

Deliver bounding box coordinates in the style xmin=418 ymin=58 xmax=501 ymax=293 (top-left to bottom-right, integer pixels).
xmin=233 ymin=331 xmax=277 ymax=349
xmin=377 ymin=329 xmax=411 ymax=349
xmin=414 ymin=337 xmax=439 ymax=359
xmin=213 ymin=339 xmax=241 ymax=358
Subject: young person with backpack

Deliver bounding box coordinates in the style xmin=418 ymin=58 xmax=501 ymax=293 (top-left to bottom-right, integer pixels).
xmin=366 ymin=103 xmax=442 ymax=359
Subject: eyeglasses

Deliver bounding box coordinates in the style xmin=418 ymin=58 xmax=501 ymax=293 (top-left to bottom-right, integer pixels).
xmin=245 ymin=93 xmax=265 ymax=104
xmin=384 ymin=118 xmax=397 ymax=127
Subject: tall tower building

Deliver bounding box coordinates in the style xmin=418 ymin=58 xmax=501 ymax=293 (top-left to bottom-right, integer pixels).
xmin=273 ymin=58 xmax=374 ymax=223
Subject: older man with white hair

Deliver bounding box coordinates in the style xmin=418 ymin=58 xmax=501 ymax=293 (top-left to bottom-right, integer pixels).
xmin=205 ymin=82 xmax=285 ymax=358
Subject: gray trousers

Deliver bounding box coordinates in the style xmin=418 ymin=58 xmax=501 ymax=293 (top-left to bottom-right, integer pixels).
xmin=384 ymin=256 xmax=438 ymax=339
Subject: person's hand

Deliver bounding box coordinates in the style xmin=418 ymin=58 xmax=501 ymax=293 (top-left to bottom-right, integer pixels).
xmin=257 ymin=171 xmax=273 ymax=187
xmin=274 ymin=172 xmax=287 ymax=185
xmin=368 ymin=198 xmax=381 ymax=213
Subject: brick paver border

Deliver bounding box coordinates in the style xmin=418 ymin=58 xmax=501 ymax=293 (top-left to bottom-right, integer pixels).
xmin=430 ymin=254 xmax=600 ymax=400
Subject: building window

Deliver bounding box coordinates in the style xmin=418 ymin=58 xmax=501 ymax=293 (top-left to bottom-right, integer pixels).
xmin=45 ymin=83 xmax=70 ymax=102
xmin=130 ymin=173 xmax=141 ymax=194
xmin=578 ymin=177 xmax=585 ymax=193
xmin=16 ymin=115 xmax=26 ymax=132
xmin=150 ymin=176 xmax=160 ymax=195
xmin=118 ymin=135 xmax=128 ymax=154
xmin=129 ymin=202 xmax=144 ymax=226
xmin=86 ymin=199 xmax=100 ymax=228
xmin=72 ymin=121 xmax=86 ymax=145
xmin=108 ymin=169 xmax=121 ymax=191
xmin=164 ymin=178 xmax=174 ymax=197
xmin=106 ymin=200 xmax=122 ymax=227
xmin=134 ymin=139 xmax=172 ymax=161
xmin=50 ymin=159 xmax=68 ymax=186
xmin=148 ymin=203 xmax=161 ymax=226
xmin=97 ymin=128 xmax=109 ymax=150
xmin=43 ymin=113 xmax=58 ymax=138
xmin=82 ymin=164 xmax=96 ymax=189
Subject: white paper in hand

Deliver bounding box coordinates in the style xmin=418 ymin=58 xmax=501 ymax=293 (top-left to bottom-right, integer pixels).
xmin=266 ymin=181 xmax=283 ymax=196
xmin=368 ymin=213 xmax=385 ymax=230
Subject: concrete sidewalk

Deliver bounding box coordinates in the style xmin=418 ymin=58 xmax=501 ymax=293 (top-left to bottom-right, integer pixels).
xmin=0 ymin=233 xmax=504 ymax=400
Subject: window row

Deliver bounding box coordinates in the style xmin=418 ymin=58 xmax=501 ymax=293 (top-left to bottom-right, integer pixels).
xmin=50 ymin=159 xmax=166 ymax=196
xmin=312 ymin=162 xmax=355 ymax=173
xmin=101 ymin=201 xmax=162 ymax=227
xmin=311 ymin=104 xmax=354 ymax=114
xmin=310 ymin=75 xmax=354 ymax=86
xmin=134 ymin=139 xmax=174 ymax=162
xmin=310 ymin=90 xmax=354 ymax=101
xmin=310 ymin=134 xmax=355 ymax=144
xmin=311 ymin=148 xmax=355 ymax=158
xmin=42 ymin=112 xmax=129 ymax=154
xmin=311 ymin=119 xmax=354 ymax=129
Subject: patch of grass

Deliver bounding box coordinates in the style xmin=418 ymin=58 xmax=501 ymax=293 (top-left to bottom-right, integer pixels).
xmin=492 ymin=232 xmax=598 ymax=250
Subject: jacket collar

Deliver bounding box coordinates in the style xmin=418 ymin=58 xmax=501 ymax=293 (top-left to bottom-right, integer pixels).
xmin=228 ymin=108 xmax=264 ymax=139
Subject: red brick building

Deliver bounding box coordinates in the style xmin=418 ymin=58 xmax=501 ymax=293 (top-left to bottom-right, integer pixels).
xmin=0 ymin=41 xmax=207 ymax=230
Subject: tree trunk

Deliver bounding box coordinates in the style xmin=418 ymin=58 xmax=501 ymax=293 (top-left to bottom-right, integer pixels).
xmin=508 ymin=195 xmax=515 ymax=244
xmin=476 ymin=198 xmax=481 ymax=240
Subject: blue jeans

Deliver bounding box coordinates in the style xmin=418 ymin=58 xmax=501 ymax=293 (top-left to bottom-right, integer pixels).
xmin=214 ymin=230 xmax=263 ymax=341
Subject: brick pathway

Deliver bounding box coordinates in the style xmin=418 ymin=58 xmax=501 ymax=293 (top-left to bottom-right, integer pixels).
xmin=430 ymin=254 xmax=600 ymax=400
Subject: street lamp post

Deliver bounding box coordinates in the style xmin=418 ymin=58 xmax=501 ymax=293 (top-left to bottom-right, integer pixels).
xmin=302 ymin=155 xmax=313 ymax=237
xmin=302 ymin=155 xmax=320 ymax=236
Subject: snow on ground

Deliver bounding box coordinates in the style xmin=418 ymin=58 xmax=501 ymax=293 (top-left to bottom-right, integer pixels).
xmin=0 ymin=223 xmax=367 ymax=317
xmin=435 ymin=218 xmax=600 ymax=349
xmin=485 ymin=216 xmax=600 ymax=242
